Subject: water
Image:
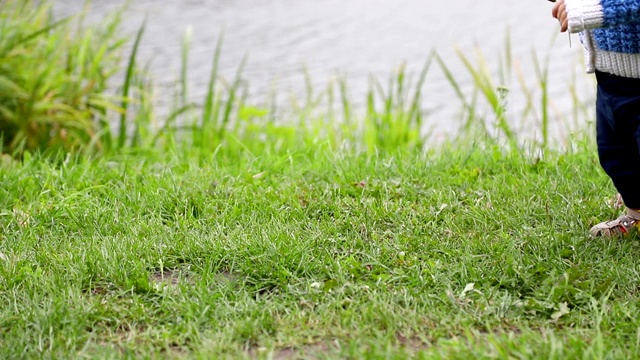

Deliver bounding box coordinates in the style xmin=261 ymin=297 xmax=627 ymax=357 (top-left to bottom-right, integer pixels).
xmin=53 ymin=0 xmax=593 ymax=139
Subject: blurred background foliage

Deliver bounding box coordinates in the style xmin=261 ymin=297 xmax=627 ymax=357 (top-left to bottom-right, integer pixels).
xmin=0 ymin=1 xmax=591 ymax=159
xmin=0 ymin=0 xmax=125 ymax=156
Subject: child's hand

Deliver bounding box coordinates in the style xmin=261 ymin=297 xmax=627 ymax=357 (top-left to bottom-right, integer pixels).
xmin=552 ymin=0 xmax=569 ymax=32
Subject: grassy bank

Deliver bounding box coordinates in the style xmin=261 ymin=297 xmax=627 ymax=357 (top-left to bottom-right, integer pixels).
xmin=2 ymin=144 xmax=638 ymax=359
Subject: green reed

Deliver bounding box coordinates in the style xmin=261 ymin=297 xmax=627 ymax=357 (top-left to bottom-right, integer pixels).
xmin=0 ymin=1 xmax=595 ymax=159
xmin=435 ymin=32 xmax=593 ymax=153
xmin=118 ymin=18 xmax=146 ymax=150
xmin=0 ymin=0 xmax=126 ymax=156
xmin=362 ymin=54 xmax=433 ymax=153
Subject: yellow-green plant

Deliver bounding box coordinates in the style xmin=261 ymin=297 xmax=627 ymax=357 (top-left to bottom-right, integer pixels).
xmin=0 ymin=0 xmax=125 ymax=156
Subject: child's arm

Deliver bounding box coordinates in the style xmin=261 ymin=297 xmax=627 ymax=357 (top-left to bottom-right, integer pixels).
xmin=560 ymin=0 xmax=640 ymax=33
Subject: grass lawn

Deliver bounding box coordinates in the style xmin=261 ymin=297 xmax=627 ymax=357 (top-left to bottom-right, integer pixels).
xmin=1 ymin=142 xmax=639 ymax=359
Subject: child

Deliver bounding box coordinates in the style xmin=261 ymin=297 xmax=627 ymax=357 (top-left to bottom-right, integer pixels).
xmin=552 ymin=0 xmax=640 ymax=237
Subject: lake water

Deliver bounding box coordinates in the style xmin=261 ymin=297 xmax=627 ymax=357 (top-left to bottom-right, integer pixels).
xmin=53 ymin=0 xmax=594 ymax=140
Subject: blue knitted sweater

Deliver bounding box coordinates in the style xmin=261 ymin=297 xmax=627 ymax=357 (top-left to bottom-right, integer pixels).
xmin=566 ymin=0 xmax=640 ymax=78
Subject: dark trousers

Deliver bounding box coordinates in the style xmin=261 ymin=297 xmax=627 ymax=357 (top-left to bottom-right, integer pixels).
xmin=595 ymin=70 xmax=640 ymax=209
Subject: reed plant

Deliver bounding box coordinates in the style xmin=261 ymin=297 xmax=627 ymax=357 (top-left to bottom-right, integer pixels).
xmin=361 ymin=56 xmax=433 ymax=153
xmin=0 ymin=0 xmax=126 ymax=156
xmin=436 ymin=33 xmax=594 ymax=153
xmin=0 ymin=2 xmax=594 ymax=159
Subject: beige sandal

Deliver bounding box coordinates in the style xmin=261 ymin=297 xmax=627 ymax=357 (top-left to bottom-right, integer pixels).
xmin=590 ymin=208 xmax=640 ymax=237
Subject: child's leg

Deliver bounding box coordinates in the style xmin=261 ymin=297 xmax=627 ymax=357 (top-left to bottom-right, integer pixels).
xmin=595 ymin=71 xmax=640 ymax=210
xmin=590 ymin=71 xmax=640 ymax=237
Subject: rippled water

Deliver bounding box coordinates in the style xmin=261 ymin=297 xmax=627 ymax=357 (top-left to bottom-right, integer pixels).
xmin=54 ymin=0 xmax=593 ymax=138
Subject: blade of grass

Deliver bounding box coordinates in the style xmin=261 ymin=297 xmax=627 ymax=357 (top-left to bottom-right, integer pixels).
xmin=217 ymin=54 xmax=248 ymax=141
xmin=532 ymin=49 xmax=551 ymax=151
xmin=201 ymin=31 xmax=224 ymax=145
xmin=118 ymin=19 xmax=146 ymax=150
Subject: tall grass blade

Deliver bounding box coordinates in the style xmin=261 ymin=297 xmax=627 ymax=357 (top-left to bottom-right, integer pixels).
xmin=180 ymin=26 xmax=192 ymax=109
xmin=407 ymin=52 xmax=434 ymax=143
xmin=218 ymin=54 xmax=248 ymax=140
xmin=201 ymin=31 xmax=224 ymax=145
xmin=338 ymin=76 xmax=351 ymax=125
xmin=118 ymin=19 xmax=146 ymax=149
xmin=1 ymin=18 xmax=69 ymax=54
xmin=532 ymin=49 xmax=551 ymax=151
xmin=435 ymin=53 xmax=470 ymax=109
xmin=455 ymin=47 xmax=515 ymax=146
xmin=515 ymin=61 xmax=537 ymax=124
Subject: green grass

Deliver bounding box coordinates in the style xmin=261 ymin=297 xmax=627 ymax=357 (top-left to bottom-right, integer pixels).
xmin=2 ymin=142 xmax=638 ymax=359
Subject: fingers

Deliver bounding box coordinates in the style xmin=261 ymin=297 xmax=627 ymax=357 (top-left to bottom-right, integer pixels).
xmin=558 ymin=7 xmax=568 ymax=32
xmin=552 ymin=0 xmax=569 ymax=32
xmin=560 ymin=16 xmax=569 ymax=32
xmin=552 ymin=2 xmax=560 ymax=18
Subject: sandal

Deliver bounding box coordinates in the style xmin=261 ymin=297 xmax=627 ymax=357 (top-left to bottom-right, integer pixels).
xmin=590 ymin=208 xmax=640 ymax=237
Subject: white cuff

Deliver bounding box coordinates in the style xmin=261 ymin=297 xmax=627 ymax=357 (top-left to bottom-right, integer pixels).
xmin=566 ymin=0 xmax=604 ymax=33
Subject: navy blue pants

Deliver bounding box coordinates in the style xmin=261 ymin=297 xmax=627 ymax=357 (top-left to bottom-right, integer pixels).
xmin=595 ymin=70 xmax=640 ymax=209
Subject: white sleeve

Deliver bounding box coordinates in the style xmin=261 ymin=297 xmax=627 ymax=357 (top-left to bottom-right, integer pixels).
xmin=565 ymin=0 xmax=605 ymax=33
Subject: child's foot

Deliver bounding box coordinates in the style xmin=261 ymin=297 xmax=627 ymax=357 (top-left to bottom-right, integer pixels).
xmin=590 ymin=208 xmax=640 ymax=237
